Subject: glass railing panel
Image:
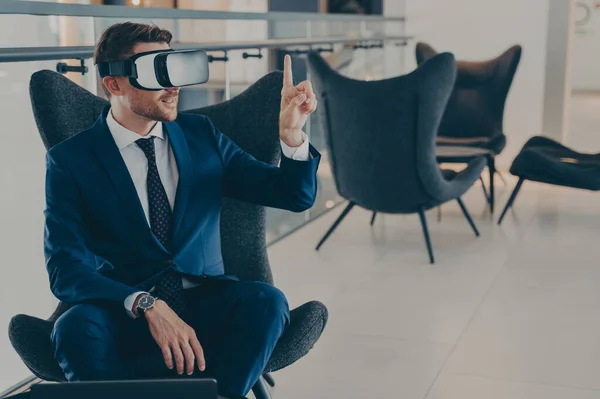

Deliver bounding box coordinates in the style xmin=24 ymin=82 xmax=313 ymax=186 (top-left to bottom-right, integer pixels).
xmin=0 ymin=57 xmax=65 ymax=393
xmin=19 ymin=0 xmax=94 ymax=3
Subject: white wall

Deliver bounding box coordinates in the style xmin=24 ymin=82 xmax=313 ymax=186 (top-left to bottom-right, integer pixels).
xmin=0 ymin=14 xmax=66 ymax=393
xmin=542 ymin=0 xmax=575 ymax=141
xmin=0 ymin=8 xmax=100 ymax=391
xmin=397 ymin=0 xmax=550 ymax=168
xmin=571 ymin=0 xmax=600 ymax=90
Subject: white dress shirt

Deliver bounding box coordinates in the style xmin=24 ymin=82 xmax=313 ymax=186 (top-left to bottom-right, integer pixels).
xmin=105 ymin=110 xmax=310 ymax=317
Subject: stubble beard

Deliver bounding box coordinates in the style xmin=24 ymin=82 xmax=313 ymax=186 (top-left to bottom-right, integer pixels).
xmin=130 ymin=94 xmax=178 ymax=123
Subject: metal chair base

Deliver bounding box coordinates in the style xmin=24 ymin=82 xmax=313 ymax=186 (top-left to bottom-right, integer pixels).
xmin=319 ymin=199 xmax=481 ymax=264
xmin=252 ymin=376 xmax=272 ymax=399
xmin=497 ymin=178 xmax=525 ymax=225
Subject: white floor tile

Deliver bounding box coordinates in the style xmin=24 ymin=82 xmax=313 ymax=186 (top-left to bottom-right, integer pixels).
xmin=426 ymin=373 xmax=600 ymax=399
xmin=270 ymin=332 xmax=452 ymax=399
xmin=445 ymin=247 xmax=600 ymax=390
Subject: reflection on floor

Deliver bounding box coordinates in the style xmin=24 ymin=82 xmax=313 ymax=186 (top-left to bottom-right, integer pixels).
xmin=265 ymin=176 xmax=600 ymax=399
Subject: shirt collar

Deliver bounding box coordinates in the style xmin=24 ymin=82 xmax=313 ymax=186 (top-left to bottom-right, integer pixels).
xmin=106 ymin=108 xmax=165 ymax=150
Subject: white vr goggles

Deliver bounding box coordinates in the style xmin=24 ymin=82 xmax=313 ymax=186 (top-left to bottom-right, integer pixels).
xmin=97 ymin=49 xmax=210 ymax=91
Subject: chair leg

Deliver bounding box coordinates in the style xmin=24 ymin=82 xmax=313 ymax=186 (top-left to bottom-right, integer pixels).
xmin=370 ymin=212 xmax=377 ymax=226
xmin=263 ymin=373 xmax=275 ymax=387
xmin=456 ymin=197 xmax=480 ymax=237
xmin=437 ymin=206 xmax=442 ymax=222
xmin=418 ymin=208 xmax=435 ymax=264
xmin=497 ymin=178 xmax=525 ymax=225
xmin=488 ymin=155 xmax=496 ymax=213
xmin=252 ymin=376 xmax=272 ymax=399
xmin=316 ymin=202 xmax=356 ymax=250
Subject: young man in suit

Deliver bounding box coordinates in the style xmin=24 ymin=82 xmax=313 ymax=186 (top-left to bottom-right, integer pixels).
xmin=44 ymin=22 xmax=320 ymax=399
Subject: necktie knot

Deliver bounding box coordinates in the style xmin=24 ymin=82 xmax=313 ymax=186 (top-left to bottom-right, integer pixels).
xmin=135 ymin=136 xmax=156 ymax=162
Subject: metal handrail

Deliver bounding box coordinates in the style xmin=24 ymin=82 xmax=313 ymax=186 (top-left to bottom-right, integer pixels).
xmin=0 ymin=1 xmax=405 ymax=22
xmin=0 ymin=35 xmax=412 ymax=64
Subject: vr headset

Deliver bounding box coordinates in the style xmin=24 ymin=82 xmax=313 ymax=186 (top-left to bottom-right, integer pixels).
xmin=97 ymin=49 xmax=210 ymax=91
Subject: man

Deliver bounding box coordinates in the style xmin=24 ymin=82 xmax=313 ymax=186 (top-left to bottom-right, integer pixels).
xmin=44 ymin=22 xmax=320 ymax=399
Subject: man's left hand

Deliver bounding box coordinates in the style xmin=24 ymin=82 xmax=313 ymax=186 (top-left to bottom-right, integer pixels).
xmin=279 ymin=54 xmax=318 ymax=148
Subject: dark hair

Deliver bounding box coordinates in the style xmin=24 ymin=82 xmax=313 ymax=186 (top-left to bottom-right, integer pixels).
xmin=94 ymin=22 xmax=173 ymax=97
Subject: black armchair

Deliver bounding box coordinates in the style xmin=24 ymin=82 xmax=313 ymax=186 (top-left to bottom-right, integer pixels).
xmin=416 ymin=42 xmax=522 ymax=155
xmin=416 ymin=43 xmax=522 ymax=212
xmin=8 ymin=70 xmax=328 ymax=399
xmin=307 ymin=52 xmax=486 ymax=264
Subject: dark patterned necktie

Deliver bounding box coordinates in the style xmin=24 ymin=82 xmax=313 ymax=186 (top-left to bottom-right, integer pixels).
xmin=136 ymin=137 xmax=186 ymax=316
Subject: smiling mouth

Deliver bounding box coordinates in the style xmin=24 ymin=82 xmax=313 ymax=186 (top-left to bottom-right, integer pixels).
xmin=161 ymin=97 xmax=178 ymax=104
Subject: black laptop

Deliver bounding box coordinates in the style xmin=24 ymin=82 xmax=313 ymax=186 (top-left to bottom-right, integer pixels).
xmin=30 ymin=379 xmax=218 ymax=399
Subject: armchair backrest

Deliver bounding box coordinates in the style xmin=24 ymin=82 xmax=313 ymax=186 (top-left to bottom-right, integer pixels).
xmin=416 ymin=42 xmax=521 ymax=141
xmin=307 ymin=52 xmax=457 ymax=213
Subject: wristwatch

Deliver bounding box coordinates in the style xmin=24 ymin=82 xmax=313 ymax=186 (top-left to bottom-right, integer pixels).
xmin=136 ymin=294 xmax=156 ymax=317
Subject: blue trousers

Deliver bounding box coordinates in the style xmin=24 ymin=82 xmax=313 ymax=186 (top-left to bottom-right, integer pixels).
xmin=51 ymin=280 xmax=290 ymax=397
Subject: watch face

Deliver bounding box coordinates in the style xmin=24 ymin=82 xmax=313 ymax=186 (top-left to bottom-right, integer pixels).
xmin=139 ymin=295 xmax=155 ymax=310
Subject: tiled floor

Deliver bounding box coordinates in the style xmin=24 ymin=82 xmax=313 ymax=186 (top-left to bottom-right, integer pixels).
xmin=264 ymin=176 xmax=600 ymax=398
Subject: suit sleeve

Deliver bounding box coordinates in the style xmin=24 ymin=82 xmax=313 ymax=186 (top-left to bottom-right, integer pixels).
xmin=44 ymin=151 xmax=139 ymax=305
xmin=207 ymin=118 xmax=321 ymax=212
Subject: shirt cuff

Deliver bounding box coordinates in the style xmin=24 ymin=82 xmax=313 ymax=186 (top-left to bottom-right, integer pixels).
xmin=280 ymin=132 xmax=310 ymax=161
xmin=124 ymin=291 xmax=148 ymax=319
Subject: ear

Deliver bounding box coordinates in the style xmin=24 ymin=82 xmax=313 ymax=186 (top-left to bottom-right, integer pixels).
xmin=103 ymin=76 xmax=125 ymax=97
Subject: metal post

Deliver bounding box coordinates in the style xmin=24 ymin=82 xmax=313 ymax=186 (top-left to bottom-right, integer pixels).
xmin=224 ymin=50 xmax=231 ymax=100
xmin=304 ymin=19 xmax=313 ymax=224
xmin=360 ymin=20 xmax=368 ymax=79
xmin=542 ymin=0 xmax=576 ymax=142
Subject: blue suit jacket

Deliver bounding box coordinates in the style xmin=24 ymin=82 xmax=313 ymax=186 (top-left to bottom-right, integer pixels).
xmin=44 ymin=109 xmax=320 ymax=305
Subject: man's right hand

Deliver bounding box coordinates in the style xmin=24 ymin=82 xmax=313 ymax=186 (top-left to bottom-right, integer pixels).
xmin=144 ymin=299 xmax=206 ymax=375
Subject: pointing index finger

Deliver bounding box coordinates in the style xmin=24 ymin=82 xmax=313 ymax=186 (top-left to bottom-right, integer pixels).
xmin=283 ymin=54 xmax=293 ymax=88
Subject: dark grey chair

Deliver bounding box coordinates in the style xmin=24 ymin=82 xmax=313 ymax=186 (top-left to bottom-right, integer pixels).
xmin=8 ymin=70 xmax=328 ymax=399
xmin=416 ymin=42 xmax=522 ymax=212
xmin=307 ymin=52 xmax=486 ymax=264
xmin=415 ymin=42 xmax=522 ymax=156
xmin=498 ymin=136 xmax=600 ymax=225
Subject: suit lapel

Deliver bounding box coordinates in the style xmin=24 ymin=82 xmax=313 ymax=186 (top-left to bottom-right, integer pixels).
xmin=91 ymin=112 xmax=168 ymax=253
xmin=164 ymin=121 xmax=192 ymax=243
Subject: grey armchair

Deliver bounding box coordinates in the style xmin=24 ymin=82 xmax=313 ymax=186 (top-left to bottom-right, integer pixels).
xmin=307 ymin=52 xmax=486 ymax=264
xmin=8 ymin=70 xmax=328 ymax=399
